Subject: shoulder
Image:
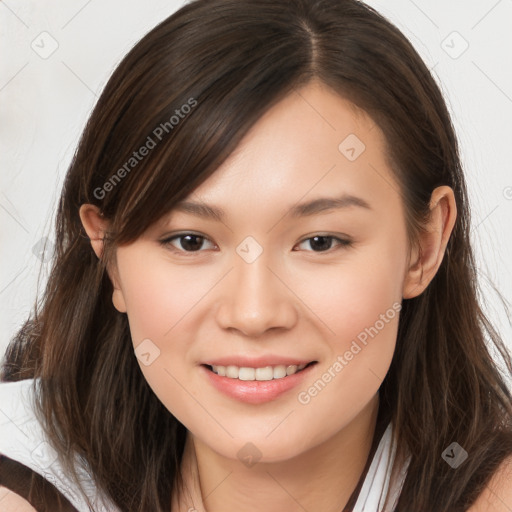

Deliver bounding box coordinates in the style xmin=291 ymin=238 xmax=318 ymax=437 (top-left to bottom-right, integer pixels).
xmin=0 ymin=486 xmax=37 ymax=511
xmin=468 ymin=455 xmax=512 ymax=511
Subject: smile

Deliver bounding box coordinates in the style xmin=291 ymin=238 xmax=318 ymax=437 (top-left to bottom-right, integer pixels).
xmin=201 ymin=361 xmax=318 ymax=404
xmin=206 ymin=362 xmax=315 ymax=381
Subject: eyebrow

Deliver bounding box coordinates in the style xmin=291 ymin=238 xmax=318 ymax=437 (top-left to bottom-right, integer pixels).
xmin=172 ymin=194 xmax=372 ymax=222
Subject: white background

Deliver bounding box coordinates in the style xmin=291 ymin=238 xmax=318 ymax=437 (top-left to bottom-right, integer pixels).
xmin=1 ymin=1 xmax=511 ymax=369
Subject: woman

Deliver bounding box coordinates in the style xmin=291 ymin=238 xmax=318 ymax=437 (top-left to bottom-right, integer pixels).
xmin=1 ymin=0 xmax=511 ymax=510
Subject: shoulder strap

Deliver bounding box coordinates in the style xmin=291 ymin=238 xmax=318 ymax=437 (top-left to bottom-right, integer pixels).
xmin=343 ymin=408 xmax=390 ymax=511
xmin=352 ymin=421 xmax=410 ymax=511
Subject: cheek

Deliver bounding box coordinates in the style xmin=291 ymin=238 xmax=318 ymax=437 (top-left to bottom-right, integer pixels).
xmin=291 ymin=269 xmax=400 ymax=449
xmin=115 ymin=249 xmax=217 ymax=426
xmin=293 ymin=239 xmax=405 ymax=406
xmin=117 ymin=248 xmax=214 ymax=347
xmin=297 ymin=241 xmax=404 ymax=351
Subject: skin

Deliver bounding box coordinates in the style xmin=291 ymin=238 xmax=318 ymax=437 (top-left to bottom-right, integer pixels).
xmin=0 ymin=488 xmax=37 ymax=512
xmin=79 ymin=80 xmax=459 ymax=512
xmin=469 ymin=458 xmax=512 ymax=511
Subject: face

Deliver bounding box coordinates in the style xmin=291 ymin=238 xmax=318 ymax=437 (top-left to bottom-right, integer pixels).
xmin=107 ymin=80 xmax=411 ymax=462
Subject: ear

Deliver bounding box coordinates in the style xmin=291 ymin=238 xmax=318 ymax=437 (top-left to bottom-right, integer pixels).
xmin=79 ymin=204 xmax=127 ymax=313
xmin=79 ymin=204 xmax=107 ymax=259
xmin=402 ymin=186 xmax=457 ymax=299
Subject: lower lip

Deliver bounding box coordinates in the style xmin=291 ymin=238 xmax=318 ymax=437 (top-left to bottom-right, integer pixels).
xmin=200 ymin=363 xmax=317 ymax=404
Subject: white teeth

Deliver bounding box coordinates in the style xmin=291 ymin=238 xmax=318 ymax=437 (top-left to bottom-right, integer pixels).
xmin=273 ymin=365 xmax=287 ymax=379
xmin=238 ymin=367 xmax=255 ymax=381
xmin=210 ymin=363 xmax=309 ymax=381
xmin=226 ymin=365 xmax=238 ymax=378
xmin=255 ymin=367 xmax=273 ymax=381
xmin=286 ymin=365 xmax=298 ymax=375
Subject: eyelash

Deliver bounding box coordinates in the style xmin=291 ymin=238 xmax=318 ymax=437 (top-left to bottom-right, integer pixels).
xmin=159 ymin=232 xmax=354 ymax=256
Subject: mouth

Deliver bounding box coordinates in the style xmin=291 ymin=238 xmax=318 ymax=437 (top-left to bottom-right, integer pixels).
xmin=200 ymin=361 xmax=318 ymax=404
xmin=202 ymin=361 xmax=318 ymax=381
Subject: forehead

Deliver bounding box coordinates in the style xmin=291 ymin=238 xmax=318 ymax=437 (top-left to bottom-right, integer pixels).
xmin=160 ymin=80 xmax=404 ymax=229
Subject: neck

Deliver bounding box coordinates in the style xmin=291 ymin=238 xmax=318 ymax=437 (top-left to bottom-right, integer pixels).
xmin=172 ymin=394 xmax=381 ymax=512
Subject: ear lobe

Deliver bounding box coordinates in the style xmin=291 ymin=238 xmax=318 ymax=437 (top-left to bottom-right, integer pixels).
xmin=112 ymin=287 xmax=127 ymax=313
xmin=402 ymin=186 xmax=457 ymax=299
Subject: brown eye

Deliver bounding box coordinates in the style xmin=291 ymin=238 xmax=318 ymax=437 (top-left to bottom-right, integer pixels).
xmin=160 ymin=233 xmax=215 ymax=253
xmin=295 ymin=235 xmax=353 ymax=253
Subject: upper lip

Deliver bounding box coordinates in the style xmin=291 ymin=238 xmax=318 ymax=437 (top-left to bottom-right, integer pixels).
xmin=202 ymin=355 xmax=317 ymax=368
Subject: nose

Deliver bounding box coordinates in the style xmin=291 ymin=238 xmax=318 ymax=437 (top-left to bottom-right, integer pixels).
xmin=215 ymin=253 xmax=298 ymax=337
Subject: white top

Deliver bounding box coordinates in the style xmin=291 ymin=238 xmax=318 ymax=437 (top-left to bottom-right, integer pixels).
xmin=0 ymin=378 xmax=409 ymax=512
xmin=353 ymin=418 xmax=410 ymax=511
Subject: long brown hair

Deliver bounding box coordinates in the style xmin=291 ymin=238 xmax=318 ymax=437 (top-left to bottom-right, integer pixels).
xmin=2 ymin=0 xmax=512 ymax=510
